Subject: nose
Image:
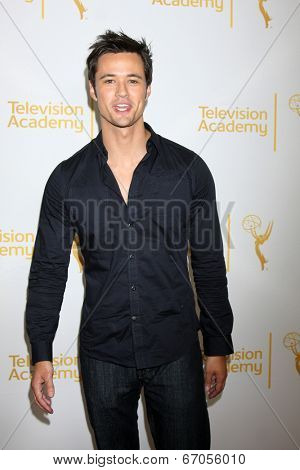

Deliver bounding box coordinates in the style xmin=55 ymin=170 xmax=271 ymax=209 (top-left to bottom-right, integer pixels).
xmin=115 ymin=80 xmax=128 ymax=98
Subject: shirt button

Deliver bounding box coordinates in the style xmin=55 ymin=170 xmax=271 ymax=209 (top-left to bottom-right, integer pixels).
xmin=131 ymin=316 xmax=137 ymax=320
xmin=131 ymin=284 xmax=136 ymax=291
xmin=128 ymin=221 xmax=134 ymax=227
xmin=129 ymin=253 xmax=135 ymax=259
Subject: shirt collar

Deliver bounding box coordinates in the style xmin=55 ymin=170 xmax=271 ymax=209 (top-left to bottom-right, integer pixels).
xmin=92 ymin=121 xmax=160 ymax=163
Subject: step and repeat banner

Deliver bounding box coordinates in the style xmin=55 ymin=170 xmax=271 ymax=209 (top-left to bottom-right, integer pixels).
xmin=1 ymin=0 xmax=299 ymax=450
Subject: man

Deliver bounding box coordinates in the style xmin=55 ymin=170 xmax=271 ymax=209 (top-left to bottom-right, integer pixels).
xmin=25 ymin=29 xmax=234 ymax=450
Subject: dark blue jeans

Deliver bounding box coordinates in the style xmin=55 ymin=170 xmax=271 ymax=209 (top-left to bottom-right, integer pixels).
xmin=79 ymin=338 xmax=210 ymax=450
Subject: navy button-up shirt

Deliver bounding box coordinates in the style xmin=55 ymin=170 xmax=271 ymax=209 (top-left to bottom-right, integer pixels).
xmin=25 ymin=121 xmax=234 ymax=367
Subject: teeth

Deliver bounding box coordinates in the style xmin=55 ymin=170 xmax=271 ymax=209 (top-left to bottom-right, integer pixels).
xmin=115 ymin=105 xmax=130 ymax=111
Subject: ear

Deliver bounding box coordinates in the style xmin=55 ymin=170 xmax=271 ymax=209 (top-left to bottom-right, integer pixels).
xmin=146 ymin=84 xmax=151 ymax=100
xmin=89 ymin=80 xmax=97 ymax=102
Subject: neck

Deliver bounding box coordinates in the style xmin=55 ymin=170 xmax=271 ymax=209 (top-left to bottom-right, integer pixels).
xmin=101 ymin=119 xmax=151 ymax=166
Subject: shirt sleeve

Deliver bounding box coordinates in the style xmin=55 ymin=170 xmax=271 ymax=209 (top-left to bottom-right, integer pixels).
xmin=188 ymin=155 xmax=234 ymax=356
xmin=25 ymin=162 xmax=75 ymax=365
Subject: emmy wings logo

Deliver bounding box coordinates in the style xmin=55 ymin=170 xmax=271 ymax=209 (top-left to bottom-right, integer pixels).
xmin=242 ymin=215 xmax=273 ymax=271
xmin=283 ymin=333 xmax=300 ymax=375
xmin=258 ymin=0 xmax=272 ymax=28
xmin=24 ymin=0 xmax=88 ymax=20
xmin=289 ymin=95 xmax=300 ymax=117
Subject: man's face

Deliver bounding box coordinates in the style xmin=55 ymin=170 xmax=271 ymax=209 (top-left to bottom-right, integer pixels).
xmin=89 ymin=52 xmax=151 ymax=129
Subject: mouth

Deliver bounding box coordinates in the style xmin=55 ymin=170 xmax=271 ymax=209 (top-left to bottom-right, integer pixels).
xmin=112 ymin=104 xmax=132 ymax=114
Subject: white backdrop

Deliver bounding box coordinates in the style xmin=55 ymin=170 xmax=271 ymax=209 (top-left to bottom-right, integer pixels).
xmin=0 ymin=0 xmax=299 ymax=450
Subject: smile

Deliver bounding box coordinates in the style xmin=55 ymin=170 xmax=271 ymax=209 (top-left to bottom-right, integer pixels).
xmin=113 ymin=105 xmax=132 ymax=113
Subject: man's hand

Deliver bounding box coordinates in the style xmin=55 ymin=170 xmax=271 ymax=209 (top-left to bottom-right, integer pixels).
xmin=31 ymin=361 xmax=55 ymax=414
xmin=204 ymin=355 xmax=228 ymax=399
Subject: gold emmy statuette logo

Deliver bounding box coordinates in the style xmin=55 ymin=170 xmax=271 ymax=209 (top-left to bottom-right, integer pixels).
xmin=289 ymin=94 xmax=300 ymax=117
xmin=72 ymin=233 xmax=84 ymax=272
xmin=25 ymin=0 xmax=87 ymax=20
xmin=283 ymin=332 xmax=300 ymax=374
xmin=73 ymin=0 xmax=87 ymax=19
xmin=258 ymin=0 xmax=272 ymax=28
xmin=242 ymin=215 xmax=273 ymax=270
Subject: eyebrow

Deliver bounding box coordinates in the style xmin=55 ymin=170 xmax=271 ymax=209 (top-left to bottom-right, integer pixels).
xmin=99 ymin=73 xmax=143 ymax=80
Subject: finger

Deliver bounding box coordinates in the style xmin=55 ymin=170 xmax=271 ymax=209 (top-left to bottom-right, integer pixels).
xmin=208 ymin=377 xmax=226 ymax=398
xmin=204 ymin=370 xmax=214 ymax=394
xmin=36 ymin=392 xmax=53 ymax=413
xmin=208 ymin=377 xmax=217 ymax=393
xmin=208 ymin=387 xmax=222 ymax=399
xmin=34 ymin=396 xmax=49 ymax=412
xmin=32 ymin=386 xmax=53 ymax=413
xmin=42 ymin=393 xmax=51 ymax=405
xmin=45 ymin=379 xmax=55 ymax=399
xmin=43 ymin=380 xmax=55 ymax=406
xmin=33 ymin=392 xmax=53 ymax=413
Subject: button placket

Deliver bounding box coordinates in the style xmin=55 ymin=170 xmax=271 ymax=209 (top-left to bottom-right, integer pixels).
xmin=122 ymin=151 xmax=154 ymax=369
xmin=126 ymin=210 xmax=144 ymax=366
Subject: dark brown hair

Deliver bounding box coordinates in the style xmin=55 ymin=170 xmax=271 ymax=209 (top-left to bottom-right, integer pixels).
xmin=86 ymin=29 xmax=153 ymax=94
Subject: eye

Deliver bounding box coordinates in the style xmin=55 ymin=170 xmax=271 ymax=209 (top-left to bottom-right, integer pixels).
xmin=104 ymin=79 xmax=114 ymax=84
xmin=129 ymin=80 xmax=138 ymax=84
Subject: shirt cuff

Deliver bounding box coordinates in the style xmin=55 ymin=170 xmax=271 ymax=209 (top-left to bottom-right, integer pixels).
xmin=31 ymin=341 xmax=53 ymax=365
xmin=203 ymin=335 xmax=234 ymax=356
